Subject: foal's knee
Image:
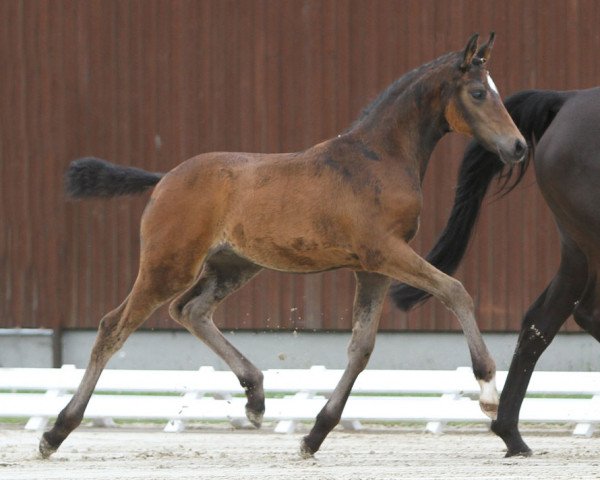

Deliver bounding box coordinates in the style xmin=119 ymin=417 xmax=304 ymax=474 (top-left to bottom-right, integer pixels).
xmin=441 ymin=278 xmax=474 ymax=314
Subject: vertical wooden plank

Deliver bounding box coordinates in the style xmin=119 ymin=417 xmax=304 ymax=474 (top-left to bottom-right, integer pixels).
xmin=44 ymin=0 xmax=68 ymax=330
xmin=114 ymin=0 xmax=134 ymax=310
xmin=0 ymin=1 xmax=7 ymax=324
xmin=0 ymin=0 xmax=26 ymax=326
xmin=15 ymin=0 xmax=36 ymax=327
xmin=63 ymin=0 xmax=84 ymax=328
xmin=492 ymin=0 xmax=511 ymax=332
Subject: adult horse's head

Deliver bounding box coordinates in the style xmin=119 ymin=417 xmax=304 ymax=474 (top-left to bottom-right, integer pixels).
xmin=445 ymin=33 xmax=527 ymax=164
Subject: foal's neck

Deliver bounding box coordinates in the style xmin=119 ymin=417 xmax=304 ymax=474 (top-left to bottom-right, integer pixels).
xmin=350 ymin=60 xmax=456 ymax=182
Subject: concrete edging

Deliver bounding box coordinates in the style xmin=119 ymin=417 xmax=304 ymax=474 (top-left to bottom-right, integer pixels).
xmin=0 ymin=329 xmax=598 ymax=371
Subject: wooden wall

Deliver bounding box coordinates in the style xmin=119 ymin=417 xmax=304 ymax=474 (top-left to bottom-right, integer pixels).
xmin=2 ymin=0 xmax=599 ymax=332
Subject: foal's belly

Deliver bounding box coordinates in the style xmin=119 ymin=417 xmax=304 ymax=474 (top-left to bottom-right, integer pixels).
xmin=223 ymin=236 xmax=363 ymax=273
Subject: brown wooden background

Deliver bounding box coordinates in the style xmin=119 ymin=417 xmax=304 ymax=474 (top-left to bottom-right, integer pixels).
xmin=2 ymin=0 xmax=599 ymax=333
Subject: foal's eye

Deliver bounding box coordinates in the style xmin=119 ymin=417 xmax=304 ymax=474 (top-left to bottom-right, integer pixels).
xmin=470 ymin=90 xmax=487 ymax=101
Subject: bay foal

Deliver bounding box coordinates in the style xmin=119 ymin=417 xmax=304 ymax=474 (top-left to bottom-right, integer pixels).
xmin=41 ymin=34 xmax=525 ymax=458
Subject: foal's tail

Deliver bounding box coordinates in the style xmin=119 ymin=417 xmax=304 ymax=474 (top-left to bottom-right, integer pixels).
xmin=390 ymin=89 xmax=574 ymax=311
xmin=65 ymin=157 xmax=164 ymax=198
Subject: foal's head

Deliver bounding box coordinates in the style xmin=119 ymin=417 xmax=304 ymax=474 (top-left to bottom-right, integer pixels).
xmin=445 ymin=33 xmax=527 ymax=164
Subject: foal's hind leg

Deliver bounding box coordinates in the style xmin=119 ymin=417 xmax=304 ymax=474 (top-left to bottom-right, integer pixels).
xmin=301 ymin=271 xmax=390 ymax=457
xmin=169 ymin=250 xmax=265 ymax=426
xmin=491 ymin=239 xmax=587 ymax=457
xmin=39 ymin=257 xmax=200 ymax=458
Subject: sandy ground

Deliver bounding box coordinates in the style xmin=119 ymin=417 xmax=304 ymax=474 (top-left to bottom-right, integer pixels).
xmin=1 ymin=423 xmax=600 ymax=480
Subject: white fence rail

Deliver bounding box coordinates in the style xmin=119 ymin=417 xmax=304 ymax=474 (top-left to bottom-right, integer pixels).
xmin=1 ymin=366 xmax=599 ymax=436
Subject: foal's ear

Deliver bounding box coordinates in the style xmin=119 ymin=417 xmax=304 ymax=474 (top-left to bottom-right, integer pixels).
xmin=460 ymin=33 xmax=479 ymax=71
xmin=476 ymin=32 xmax=495 ymax=64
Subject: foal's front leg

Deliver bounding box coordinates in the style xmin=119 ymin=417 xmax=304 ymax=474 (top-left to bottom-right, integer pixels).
xmin=301 ymin=272 xmax=390 ymax=457
xmin=379 ymin=240 xmax=499 ymax=417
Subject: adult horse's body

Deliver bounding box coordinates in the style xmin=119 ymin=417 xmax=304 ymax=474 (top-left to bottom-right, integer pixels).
xmin=392 ymin=87 xmax=600 ymax=456
xmin=41 ymin=34 xmax=526 ymax=458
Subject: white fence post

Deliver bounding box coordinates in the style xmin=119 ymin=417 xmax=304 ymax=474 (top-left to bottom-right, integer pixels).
xmin=274 ymin=365 xmax=328 ymax=434
xmin=24 ymin=364 xmax=76 ymax=431
xmin=573 ymin=394 xmax=600 ymax=437
xmin=424 ymin=367 xmax=474 ymax=435
xmin=425 ymin=392 xmax=461 ymax=434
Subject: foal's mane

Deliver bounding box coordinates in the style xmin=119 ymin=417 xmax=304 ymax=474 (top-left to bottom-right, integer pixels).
xmin=350 ymin=51 xmax=461 ymax=130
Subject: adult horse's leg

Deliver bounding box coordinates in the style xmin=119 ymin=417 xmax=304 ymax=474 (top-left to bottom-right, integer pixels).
xmin=169 ymin=250 xmax=265 ymax=426
xmin=491 ymin=239 xmax=587 ymax=456
xmin=39 ymin=254 xmax=201 ymax=458
xmin=301 ymin=271 xmax=391 ymax=457
xmin=572 ymin=271 xmax=600 ymax=341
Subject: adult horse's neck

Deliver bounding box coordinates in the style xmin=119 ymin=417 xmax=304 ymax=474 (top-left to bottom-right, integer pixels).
xmin=349 ymin=53 xmax=458 ymax=181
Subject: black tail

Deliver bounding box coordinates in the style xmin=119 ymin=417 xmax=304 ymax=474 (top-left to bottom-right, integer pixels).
xmin=391 ymin=89 xmax=574 ymax=311
xmin=65 ymin=157 xmax=163 ymax=198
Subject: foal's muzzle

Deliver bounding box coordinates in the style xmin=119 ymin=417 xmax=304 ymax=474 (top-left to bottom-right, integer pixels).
xmin=513 ymin=139 xmax=527 ymax=161
xmin=496 ymin=138 xmax=528 ymax=165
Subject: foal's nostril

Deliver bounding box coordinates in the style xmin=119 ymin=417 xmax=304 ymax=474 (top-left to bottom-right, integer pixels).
xmin=514 ymin=139 xmax=527 ymax=159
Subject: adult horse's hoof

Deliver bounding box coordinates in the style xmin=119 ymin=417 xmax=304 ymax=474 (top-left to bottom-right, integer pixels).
xmin=490 ymin=421 xmax=532 ymax=457
xmin=299 ymin=438 xmax=316 ymax=459
xmin=38 ymin=435 xmax=57 ymax=459
xmin=245 ymin=406 xmax=264 ymax=429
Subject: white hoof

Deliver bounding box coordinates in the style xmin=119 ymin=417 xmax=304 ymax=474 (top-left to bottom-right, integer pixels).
xmin=478 ymin=377 xmax=499 ymax=420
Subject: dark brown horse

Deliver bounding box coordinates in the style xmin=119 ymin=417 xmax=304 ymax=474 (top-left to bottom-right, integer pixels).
xmin=392 ymin=87 xmax=600 ymax=456
xmin=41 ymin=34 xmax=526 ymax=459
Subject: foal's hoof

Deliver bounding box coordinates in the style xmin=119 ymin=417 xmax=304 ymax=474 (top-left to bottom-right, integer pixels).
xmin=245 ymin=406 xmax=264 ymax=429
xmin=505 ymin=447 xmax=533 ymax=458
xmin=477 ymin=378 xmax=499 ymax=420
xmin=479 ymin=401 xmax=498 ymax=420
xmin=299 ymin=438 xmax=315 ymax=459
xmin=38 ymin=435 xmax=57 ymax=459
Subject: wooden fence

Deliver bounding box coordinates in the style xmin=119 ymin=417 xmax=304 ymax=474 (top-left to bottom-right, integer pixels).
xmin=4 ymin=1 xmax=600 ymax=332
